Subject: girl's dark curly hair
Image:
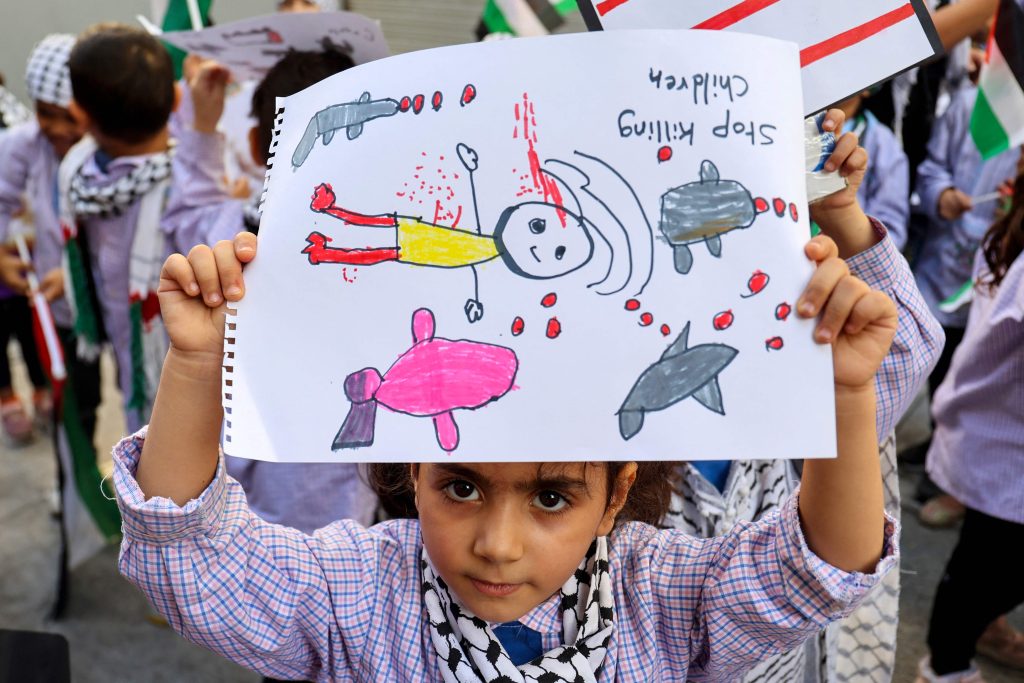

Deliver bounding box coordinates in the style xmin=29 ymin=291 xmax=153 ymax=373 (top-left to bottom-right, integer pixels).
xmin=368 ymin=461 xmax=677 ymax=527
xmin=980 ymin=169 xmax=1024 ymax=292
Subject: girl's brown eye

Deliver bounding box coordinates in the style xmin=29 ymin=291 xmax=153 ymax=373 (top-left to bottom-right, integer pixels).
xmin=445 ymin=481 xmax=479 ymax=502
xmin=534 ymin=491 xmax=568 ymax=511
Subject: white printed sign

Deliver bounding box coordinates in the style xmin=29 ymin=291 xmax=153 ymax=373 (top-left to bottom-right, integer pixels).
xmin=154 ymin=11 xmax=389 ymax=81
xmin=226 ymin=30 xmax=836 ymax=463
xmin=578 ymin=0 xmax=943 ymax=114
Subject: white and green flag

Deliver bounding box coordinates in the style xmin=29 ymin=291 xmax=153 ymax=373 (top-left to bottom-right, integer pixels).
xmin=971 ymin=0 xmax=1024 ymax=159
xmin=476 ymin=0 xmax=577 ymax=39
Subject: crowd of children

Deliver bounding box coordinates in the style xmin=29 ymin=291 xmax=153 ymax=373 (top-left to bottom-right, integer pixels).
xmin=0 ymin=0 xmax=1020 ymax=681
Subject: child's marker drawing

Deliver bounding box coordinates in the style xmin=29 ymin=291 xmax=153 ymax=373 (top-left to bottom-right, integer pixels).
xmin=766 ymin=336 xmax=784 ymax=351
xmin=618 ymin=322 xmax=738 ymax=440
xmin=511 ymin=316 xmax=525 ymax=336
xmin=625 ymin=298 xmax=640 ymax=311
xmin=546 ymin=317 xmax=562 ymax=339
xmin=332 ymin=308 xmax=518 ymax=453
xmin=775 ymin=302 xmax=791 ymax=321
xmin=541 ymin=292 xmax=557 ymax=307
xmin=657 ymin=146 xmax=672 ymax=163
xmin=639 ymin=312 xmax=654 ymax=327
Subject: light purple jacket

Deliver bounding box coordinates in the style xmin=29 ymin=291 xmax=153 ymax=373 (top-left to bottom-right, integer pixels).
xmin=0 ymin=122 xmax=70 ymax=326
xmin=914 ymin=88 xmax=1022 ymax=327
xmin=68 ymin=144 xmax=238 ymax=431
xmin=848 ymin=112 xmax=910 ymax=251
xmin=928 ymin=252 xmax=1024 ymax=524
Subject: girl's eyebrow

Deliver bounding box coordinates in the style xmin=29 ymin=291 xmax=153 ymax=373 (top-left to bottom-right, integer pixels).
xmin=432 ymin=463 xmax=494 ymax=489
xmin=516 ymin=475 xmax=590 ymax=496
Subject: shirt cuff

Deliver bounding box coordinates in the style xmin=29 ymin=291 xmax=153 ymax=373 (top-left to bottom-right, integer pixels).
xmin=845 ymin=217 xmax=904 ymax=290
xmin=112 ymin=427 xmax=228 ymax=544
xmin=780 ymin=487 xmax=900 ymax=607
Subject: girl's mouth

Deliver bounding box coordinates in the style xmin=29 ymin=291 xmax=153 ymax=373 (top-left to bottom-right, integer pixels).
xmin=469 ymin=578 xmax=523 ymax=597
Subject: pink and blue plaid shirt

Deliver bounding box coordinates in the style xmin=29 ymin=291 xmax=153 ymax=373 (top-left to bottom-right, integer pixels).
xmin=114 ymin=433 xmax=898 ymax=682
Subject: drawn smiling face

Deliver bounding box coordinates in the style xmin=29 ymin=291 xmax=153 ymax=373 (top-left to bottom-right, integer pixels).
xmin=493 ymin=202 xmax=594 ymax=280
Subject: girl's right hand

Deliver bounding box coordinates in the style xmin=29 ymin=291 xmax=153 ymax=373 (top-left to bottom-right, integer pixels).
xmin=158 ymin=232 xmax=256 ymax=358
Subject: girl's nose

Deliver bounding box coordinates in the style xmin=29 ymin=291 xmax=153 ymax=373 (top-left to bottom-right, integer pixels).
xmin=472 ymin=505 xmax=525 ymax=564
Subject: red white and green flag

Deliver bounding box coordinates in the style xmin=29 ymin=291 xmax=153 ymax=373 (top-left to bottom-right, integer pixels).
xmin=477 ymin=0 xmax=578 ymax=39
xmin=971 ymin=0 xmax=1024 ymax=159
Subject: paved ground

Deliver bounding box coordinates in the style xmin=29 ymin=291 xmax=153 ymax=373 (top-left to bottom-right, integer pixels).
xmin=2 ymin=343 xmax=1022 ymax=682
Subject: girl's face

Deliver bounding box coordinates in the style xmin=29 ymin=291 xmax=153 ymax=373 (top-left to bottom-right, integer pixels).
xmin=35 ymin=101 xmax=83 ymax=159
xmin=415 ymin=462 xmax=635 ymax=623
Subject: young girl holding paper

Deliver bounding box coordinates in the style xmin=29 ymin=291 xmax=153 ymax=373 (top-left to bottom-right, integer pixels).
xmin=916 ymin=164 xmax=1024 ymax=683
xmin=111 ymin=180 xmax=902 ymax=682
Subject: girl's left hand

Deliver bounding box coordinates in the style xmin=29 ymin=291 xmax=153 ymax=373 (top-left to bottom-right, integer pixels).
xmin=797 ymin=235 xmax=898 ymax=388
xmin=809 ymin=108 xmax=869 ymax=216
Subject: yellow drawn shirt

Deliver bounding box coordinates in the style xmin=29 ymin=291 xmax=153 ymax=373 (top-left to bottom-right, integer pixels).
xmin=396 ymin=218 xmax=499 ymax=268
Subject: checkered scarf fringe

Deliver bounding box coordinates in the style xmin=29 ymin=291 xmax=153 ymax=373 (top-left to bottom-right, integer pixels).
xmin=68 ymin=149 xmax=174 ymax=219
xmin=422 ymin=538 xmax=613 ymax=683
xmin=0 ymin=86 xmax=31 ymax=129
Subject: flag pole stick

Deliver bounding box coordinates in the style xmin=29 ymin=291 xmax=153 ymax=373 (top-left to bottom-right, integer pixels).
xmin=186 ymin=0 xmax=204 ymax=31
xmin=13 ymin=233 xmax=66 ymax=381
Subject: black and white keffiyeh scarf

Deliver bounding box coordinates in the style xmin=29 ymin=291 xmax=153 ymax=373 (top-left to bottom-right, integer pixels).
xmin=67 ymin=147 xmax=174 ymax=219
xmin=422 ymin=538 xmax=614 ymax=683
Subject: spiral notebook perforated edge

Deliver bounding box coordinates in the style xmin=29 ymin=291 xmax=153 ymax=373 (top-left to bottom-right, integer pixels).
xmin=223 ymin=104 xmax=287 ymax=451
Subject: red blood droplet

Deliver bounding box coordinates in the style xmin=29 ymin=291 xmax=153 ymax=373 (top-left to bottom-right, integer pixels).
xmin=461 ymin=83 xmax=477 ymax=106
xmin=511 ymin=316 xmax=525 ymax=336
xmin=775 ymin=302 xmax=792 ymax=321
xmin=412 ymin=94 xmax=425 ymax=114
xmin=657 ymin=146 xmax=672 ymax=163
xmin=545 ymin=317 xmax=561 ymax=339
xmin=660 ymin=324 xmax=671 ymax=336
xmin=773 ymin=197 xmax=786 ymax=217
xmin=639 ymin=312 xmax=654 ymax=327
xmin=713 ymin=309 xmax=734 ymax=331
xmin=743 ymin=270 xmax=770 ymax=298
xmin=754 ymin=197 xmax=769 ymax=214
xmin=431 ymin=91 xmax=443 ymax=111
xmin=789 ymin=202 xmax=799 ymax=222
xmin=766 ymin=336 xmax=784 ymax=351
xmin=540 ymin=292 xmax=557 ymax=308
xmin=624 ymin=298 xmax=640 ymax=311
xmin=399 ymin=96 xmax=411 ymax=112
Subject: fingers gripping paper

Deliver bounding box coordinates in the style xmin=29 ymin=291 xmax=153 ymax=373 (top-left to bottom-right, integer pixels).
xmin=579 ymin=0 xmax=942 ymax=115
xmin=226 ymin=31 xmax=836 ymax=463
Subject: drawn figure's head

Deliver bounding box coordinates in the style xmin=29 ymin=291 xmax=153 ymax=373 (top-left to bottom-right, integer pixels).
xmin=493 ymin=202 xmax=594 ymax=280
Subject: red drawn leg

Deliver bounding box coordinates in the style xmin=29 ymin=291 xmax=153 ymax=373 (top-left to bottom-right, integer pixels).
xmin=433 ymin=412 xmax=460 ymax=452
xmin=310 ymin=183 xmax=397 ymax=227
xmin=303 ymin=232 xmax=399 ymax=266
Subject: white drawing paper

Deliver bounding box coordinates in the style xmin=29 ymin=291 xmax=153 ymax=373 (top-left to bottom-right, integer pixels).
xmin=225 ymin=30 xmax=836 ymax=463
xmin=579 ymin=0 xmax=943 ymax=114
xmin=155 ymin=11 xmax=389 ymax=81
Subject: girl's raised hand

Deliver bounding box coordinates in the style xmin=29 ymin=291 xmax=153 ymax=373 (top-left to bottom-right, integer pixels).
xmin=810 ymin=108 xmax=869 ymax=216
xmin=797 ymin=235 xmax=898 ymax=389
xmin=158 ymin=232 xmax=256 ymax=359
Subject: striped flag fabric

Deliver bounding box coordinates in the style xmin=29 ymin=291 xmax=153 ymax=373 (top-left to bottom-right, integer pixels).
xmin=476 ymin=0 xmax=578 ymax=39
xmin=970 ymin=0 xmax=1024 ymax=159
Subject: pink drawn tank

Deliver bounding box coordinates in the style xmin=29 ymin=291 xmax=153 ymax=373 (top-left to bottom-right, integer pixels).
xmin=333 ymin=308 xmax=519 ymax=452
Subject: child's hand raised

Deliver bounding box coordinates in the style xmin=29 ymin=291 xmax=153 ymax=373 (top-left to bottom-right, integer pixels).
xmin=159 ymin=232 xmax=256 ymax=360
xmin=809 ymin=108 xmax=868 ymax=218
xmin=189 ymin=59 xmax=232 ymax=135
xmin=797 ymin=235 xmax=898 ymax=389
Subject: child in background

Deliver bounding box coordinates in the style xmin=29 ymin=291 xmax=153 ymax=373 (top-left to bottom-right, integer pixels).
xmin=909 ymin=85 xmax=1020 ymax=521
xmin=666 ymin=110 xmax=940 ymax=682
xmin=114 ymin=218 xmax=900 ymax=680
xmin=60 ymin=24 xmax=237 ymax=433
xmin=164 ymin=49 xmax=377 ymax=531
xmin=0 ymin=35 xmax=97 ymax=446
xmin=0 ymin=273 xmax=49 ymax=445
xmin=916 ymin=165 xmax=1024 ymax=682
xmin=837 ymin=89 xmax=911 ymax=250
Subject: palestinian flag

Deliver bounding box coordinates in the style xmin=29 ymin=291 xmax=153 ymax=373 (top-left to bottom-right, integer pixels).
xmin=476 ymin=0 xmax=578 ymax=39
xmin=159 ymin=0 xmax=214 ymax=79
xmin=970 ymin=0 xmax=1024 ymax=159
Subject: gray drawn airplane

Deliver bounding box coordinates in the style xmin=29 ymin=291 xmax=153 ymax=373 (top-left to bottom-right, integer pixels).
xmin=617 ymin=322 xmax=738 ymax=440
xmin=658 ymin=160 xmax=760 ymax=275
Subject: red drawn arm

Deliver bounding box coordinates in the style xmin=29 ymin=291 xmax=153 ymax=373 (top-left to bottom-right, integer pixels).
xmin=310 ymin=183 xmax=397 ymax=227
xmin=302 ymin=232 xmax=399 ymax=266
